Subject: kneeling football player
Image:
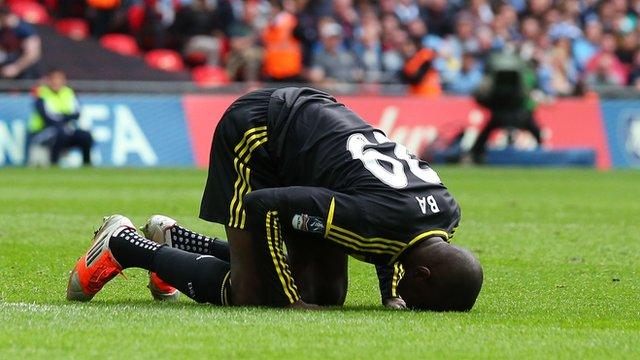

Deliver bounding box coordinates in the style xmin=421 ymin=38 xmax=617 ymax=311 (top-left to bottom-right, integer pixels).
xmin=66 ymin=87 xmax=483 ymax=310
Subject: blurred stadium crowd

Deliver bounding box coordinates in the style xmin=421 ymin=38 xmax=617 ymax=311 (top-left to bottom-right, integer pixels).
xmin=2 ymin=0 xmax=640 ymax=95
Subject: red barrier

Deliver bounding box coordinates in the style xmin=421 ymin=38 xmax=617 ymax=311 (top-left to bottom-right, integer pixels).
xmin=183 ymin=95 xmax=237 ymax=167
xmin=342 ymin=96 xmax=611 ymax=168
xmin=534 ymin=98 xmax=610 ymax=168
xmin=183 ymin=94 xmax=611 ymax=168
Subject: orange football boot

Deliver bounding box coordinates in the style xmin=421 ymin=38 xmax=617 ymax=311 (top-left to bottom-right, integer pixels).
xmin=147 ymin=272 xmax=180 ymax=301
xmin=66 ymin=215 xmax=134 ymax=301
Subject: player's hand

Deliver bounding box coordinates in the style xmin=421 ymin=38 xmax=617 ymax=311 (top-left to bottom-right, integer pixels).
xmin=383 ymin=297 xmax=406 ymax=310
xmin=285 ymin=299 xmax=323 ymax=310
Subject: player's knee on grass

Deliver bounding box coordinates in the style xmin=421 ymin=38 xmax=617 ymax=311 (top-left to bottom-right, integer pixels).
xmin=293 ymin=267 xmax=347 ymax=306
xmin=302 ymin=259 xmax=348 ymax=306
xmin=225 ymin=227 xmax=266 ymax=306
xmin=285 ymin=229 xmax=349 ymax=306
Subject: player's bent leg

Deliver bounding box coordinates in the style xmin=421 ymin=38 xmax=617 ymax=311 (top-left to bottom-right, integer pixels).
xmin=67 ymin=214 xmax=231 ymax=305
xmin=109 ymin=221 xmax=231 ymax=305
xmin=150 ymin=247 xmax=231 ymax=305
xmin=111 ymin=230 xmax=231 ymax=305
xmin=286 ymin=232 xmax=348 ymax=306
xmin=225 ymin=227 xmax=267 ymax=305
xmin=141 ymin=215 xmax=231 ymax=301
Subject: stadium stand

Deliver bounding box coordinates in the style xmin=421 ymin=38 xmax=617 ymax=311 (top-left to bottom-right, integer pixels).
xmin=36 ymin=24 xmax=190 ymax=80
xmin=2 ymin=0 xmax=640 ymax=95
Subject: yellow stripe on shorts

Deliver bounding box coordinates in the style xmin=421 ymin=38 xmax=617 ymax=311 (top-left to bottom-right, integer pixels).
xmin=228 ymin=126 xmax=268 ymax=228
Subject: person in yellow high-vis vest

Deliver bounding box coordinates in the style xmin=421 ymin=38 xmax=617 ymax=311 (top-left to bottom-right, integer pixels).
xmin=29 ymin=69 xmax=93 ymax=166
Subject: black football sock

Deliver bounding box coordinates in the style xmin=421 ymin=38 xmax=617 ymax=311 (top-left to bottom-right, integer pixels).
xmin=169 ymin=225 xmax=230 ymax=261
xmin=110 ymin=228 xmax=161 ymax=269
xmin=150 ymin=246 xmax=231 ymax=305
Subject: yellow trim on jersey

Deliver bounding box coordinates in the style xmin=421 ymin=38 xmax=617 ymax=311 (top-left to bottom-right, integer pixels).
xmin=322 ymin=197 xmax=406 ymax=255
xmin=389 ymin=229 xmax=450 ymax=264
xmin=390 ymin=262 xmax=404 ymax=298
xmin=330 ymin=225 xmax=406 ymax=249
xmin=324 ymin=197 xmax=335 ymax=238
xmin=228 ymin=127 xmax=268 ymax=229
xmin=326 ymin=234 xmax=398 ymax=256
xmin=322 ymin=195 xmax=452 ymax=263
xmin=265 ymin=211 xmax=299 ymax=304
xmin=327 ymin=230 xmax=401 ymax=252
xmin=274 ymin=218 xmax=298 ymax=297
xmin=450 ymin=226 xmax=458 ymax=239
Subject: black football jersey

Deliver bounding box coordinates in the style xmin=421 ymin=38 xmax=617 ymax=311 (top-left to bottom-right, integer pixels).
xmin=264 ymin=87 xmax=460 ymax=263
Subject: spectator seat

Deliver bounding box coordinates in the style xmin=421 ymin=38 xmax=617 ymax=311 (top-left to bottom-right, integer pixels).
xmin=55 ymin=18 xmax=89 ymax=40
xmin=145 ymin=49 xmax=185 ymax=72
xmin=192 ymin=66 xmax=230 ymax=87
xmin=100 ymin=34 xmax=141 ymax=56
xmin=9 ymin=0 xmax=50 ymax=24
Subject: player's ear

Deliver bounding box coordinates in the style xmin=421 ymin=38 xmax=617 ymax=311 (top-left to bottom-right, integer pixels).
xmin=415 ymin=266 xmax=431 ymax=281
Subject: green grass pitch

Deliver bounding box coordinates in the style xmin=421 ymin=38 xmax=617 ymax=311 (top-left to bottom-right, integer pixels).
xmin=1 ymin=167 xmax=638 ymax=359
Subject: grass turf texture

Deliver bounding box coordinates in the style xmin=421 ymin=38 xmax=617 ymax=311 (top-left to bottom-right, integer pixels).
xmin=0 ymin=167 xmax=638 ymax=359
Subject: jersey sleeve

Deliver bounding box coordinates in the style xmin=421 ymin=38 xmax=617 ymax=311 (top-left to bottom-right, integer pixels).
xmin=375 ymin=262 xmax=404 ymax=300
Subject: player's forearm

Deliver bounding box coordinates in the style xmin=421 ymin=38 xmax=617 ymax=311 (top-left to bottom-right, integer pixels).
xmin=375 ymin=263 xmax=403 ymax=301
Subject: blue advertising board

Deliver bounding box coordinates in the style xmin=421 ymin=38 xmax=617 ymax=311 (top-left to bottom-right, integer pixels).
xmin=3 ymin=93 xmax=640 ymax=169
xmin=599 ymin=100 xmax=640 ymax=168
xmin=0 ymin=94 xmax=193 ymax=167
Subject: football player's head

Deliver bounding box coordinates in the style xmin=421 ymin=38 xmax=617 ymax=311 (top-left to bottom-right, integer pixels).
xmin=397 ymin=238 xmax=483 ymax=311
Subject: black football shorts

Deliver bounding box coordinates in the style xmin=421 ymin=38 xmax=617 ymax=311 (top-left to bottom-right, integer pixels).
xmin=199 ymin=89 xmax=277 ymax=229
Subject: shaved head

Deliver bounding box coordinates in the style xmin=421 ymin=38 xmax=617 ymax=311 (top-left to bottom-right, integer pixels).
xmin=397 ymin=238 xmax=483 ymax=311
